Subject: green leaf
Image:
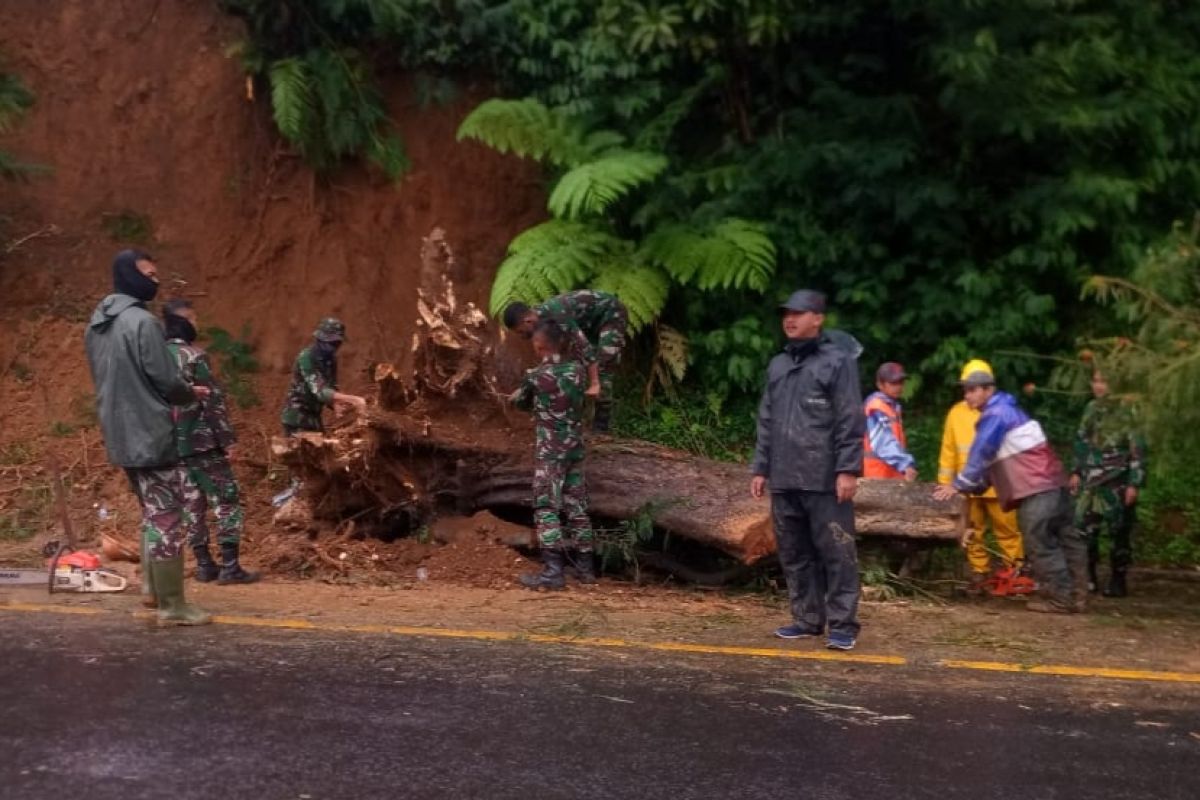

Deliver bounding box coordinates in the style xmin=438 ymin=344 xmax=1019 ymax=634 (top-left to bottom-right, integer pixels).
xmin=592 ymin=260 xmax=671 ymax=332
xmin=489 ymin=221 xmax=624 ymax=315
xmin=640 ymin=219 xmax=776 ymax=291
xmin=268 ymin=58 xmax=314 ymax=145
xmin=548 ymin=151 xmax=668 ymax=219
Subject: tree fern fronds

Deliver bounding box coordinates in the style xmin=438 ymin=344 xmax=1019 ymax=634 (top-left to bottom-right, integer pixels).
xmin=634 ymin=70 xmax=720 ymax=152
xmin=368 ymin=132 xmax=409 ymax=180
xmin=489 ymin=221 xmax=623 ymax=315
xmin=592 ymin=259 xmax=671 ymax=332
xmin=548 ymin=151 xmax=669 ymax=220
xmin=269 ymin=57 xmax=315 ymax=145
xmin=457 ymin=98 xmax=589 ymax=167
xmin=0 ymin=71 xmax=34 ymax=135
xmin=640 ymin=219 xmax=776 ymax=291
xmin=644 ymin=324 xmax=690 ymax=403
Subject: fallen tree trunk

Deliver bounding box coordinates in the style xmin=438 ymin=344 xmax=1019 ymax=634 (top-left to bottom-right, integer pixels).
xmin=275 ymin=408 xmax=964 ymax=566
xmin=271 ymin=227 xmax=962 ymax=567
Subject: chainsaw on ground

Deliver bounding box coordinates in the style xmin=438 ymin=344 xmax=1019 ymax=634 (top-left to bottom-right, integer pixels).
xmin=0 ymin=541 xmax=128 ymax=593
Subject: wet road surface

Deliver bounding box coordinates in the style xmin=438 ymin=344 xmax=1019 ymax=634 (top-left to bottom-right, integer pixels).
xmin=1 ymin=610 xmax=1196 ymax=799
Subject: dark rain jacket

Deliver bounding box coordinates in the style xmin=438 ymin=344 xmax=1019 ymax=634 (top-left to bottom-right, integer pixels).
xmin=85 ymin=294 xmax=194 ymax=468
xmin=751 ymin=335 xmax=865 ymax=492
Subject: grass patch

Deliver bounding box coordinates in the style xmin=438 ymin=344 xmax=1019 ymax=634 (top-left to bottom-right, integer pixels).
xmin=0 ymin=441 xmax=35 ymax=466
xmin=101 ymin=210 xmax=152 ymax=243
xmin=49 ymin=420 xmax=76 ymax=437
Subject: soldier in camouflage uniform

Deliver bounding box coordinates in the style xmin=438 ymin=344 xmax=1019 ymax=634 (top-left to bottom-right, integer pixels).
xmin=504 ymin=289 xmax=628 ymax=432
xmin=86 ymin=250 xmax=211 ymax=625
xmin=510 ymin=321 xmax=594 ymax=589
xmin=1070 ymin=371 xmax=1147 ymax=598
xmin=281 ymin=317 xmax=367 ymax=435
xmin=163 ymin=300 xmax=259 ymax=585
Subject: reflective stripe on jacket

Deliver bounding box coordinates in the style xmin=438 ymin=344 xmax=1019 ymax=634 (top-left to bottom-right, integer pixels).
xmin=863 ymin=391 xmax=912 ymax=479
xmin=952 ymin=391 xmax=1066 ymax=510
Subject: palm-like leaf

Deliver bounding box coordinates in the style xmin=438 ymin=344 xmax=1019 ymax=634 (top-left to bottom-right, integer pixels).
xmin=640 ymin=219 xmax=776 ymax=291
xmin=548 ymin=151 xmax=668 ymax=220
xmin=592 ymin=260 xmax=671 ymax=332
xmin=458 ymin=98 xmax=585 ymax=167
xmin=489 ymin=221 xmax=623 ymax=315
xmin=269 ymin=57 xmax=314 ymax=144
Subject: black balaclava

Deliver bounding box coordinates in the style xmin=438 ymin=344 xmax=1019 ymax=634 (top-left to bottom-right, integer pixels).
xmin=312 ymin=339 xmax=340 ymax=384
xmin=112 ymin=249 xmax=159 ymax=302
xmin=163 ymin=314 xmax=197 ymax=343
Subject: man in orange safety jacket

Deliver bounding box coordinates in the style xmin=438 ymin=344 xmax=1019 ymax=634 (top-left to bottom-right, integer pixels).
xmin=938 ymin=359 xmax=1025 ymax=587
xmin=863 ymin=362 xmax=918 ymax=481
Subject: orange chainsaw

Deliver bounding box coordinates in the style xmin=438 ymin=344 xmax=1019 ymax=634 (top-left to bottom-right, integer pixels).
xmin=0 ymin=542 xmax=128 ymax=593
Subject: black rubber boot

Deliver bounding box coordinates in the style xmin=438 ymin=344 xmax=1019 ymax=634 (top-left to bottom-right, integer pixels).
xmin=592 ymin=403 xmax=612 ymax=433
xmin=1102 ymin=569 xmax=1128 ymax=598
xmin=192 ymin=545 xmax=221 ymax=583
xmin=519 ymin=548 xmax=565 ymax=590
xmin=574 ymin=549 xmax=597 ymax=585
xmin=217 ymin=542 xmax=261 ymax=585
xmin=1086 ymin=560 xmax=1099 ymax=594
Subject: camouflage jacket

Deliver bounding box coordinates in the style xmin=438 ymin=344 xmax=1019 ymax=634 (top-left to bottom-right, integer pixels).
xmin=1072 ymin=397 xmax=1147 ymax=489
xmin=280 ymin=346 xmax=337 ymax=431
xmin=511 ymin=354 xmax=586 ymax=462
xmin=536 ymin=290 xmax=623 ymax=366
xmin=166 ymin=339 xmax=236 ymax=457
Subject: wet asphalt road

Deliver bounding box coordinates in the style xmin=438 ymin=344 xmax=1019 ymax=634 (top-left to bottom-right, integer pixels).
xmin=1 ymin=611 xmax=1197 ymax=800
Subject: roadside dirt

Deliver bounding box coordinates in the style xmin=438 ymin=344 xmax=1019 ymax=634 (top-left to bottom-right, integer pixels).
xmin=3 ymin=569 xmax=1198 ymax=678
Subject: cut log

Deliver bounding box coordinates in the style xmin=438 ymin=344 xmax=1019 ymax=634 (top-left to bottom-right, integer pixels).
xmin=274 ymin=408 xmax=964 ymax=566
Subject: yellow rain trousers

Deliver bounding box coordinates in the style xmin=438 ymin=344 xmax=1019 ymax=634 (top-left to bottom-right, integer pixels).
xmin=938 ymin=400 xmax=1025 ymax=573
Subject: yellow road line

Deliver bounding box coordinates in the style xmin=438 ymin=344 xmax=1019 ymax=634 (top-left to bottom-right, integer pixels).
xmin=2 ymin=602 xmax=102 ymax=616
xmin=4 ymin=601 xmax=1198 ymax=683
xmin=940 ymin=659 xmax=1200 ymax=685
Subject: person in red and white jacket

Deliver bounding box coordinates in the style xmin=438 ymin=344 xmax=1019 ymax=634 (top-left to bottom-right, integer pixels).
xmin=933 ymin=369 xmax=1088 ymax=613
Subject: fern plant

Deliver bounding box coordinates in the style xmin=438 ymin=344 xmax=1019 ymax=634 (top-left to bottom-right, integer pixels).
xmin=266 ymin=49 xmax=407 ymax=178
xmin=458 ymin=96 xmax=776 ymax=348
xmin=0 ymin=64 xmax=35 ymax=180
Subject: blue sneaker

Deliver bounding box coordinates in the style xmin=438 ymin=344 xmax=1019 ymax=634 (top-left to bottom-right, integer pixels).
xmin=826 ymin=633 xmax=856 ymax=651
xmin=774 ymin=623 xmax=822 ymax=640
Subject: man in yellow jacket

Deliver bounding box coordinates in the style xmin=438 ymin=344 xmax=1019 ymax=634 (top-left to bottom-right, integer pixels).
xmin=938 ymin=359 xmax=1025 ymax=588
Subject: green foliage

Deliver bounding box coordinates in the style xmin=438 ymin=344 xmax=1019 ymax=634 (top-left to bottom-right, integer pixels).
xmin=595 ymin=499 xmax=671 ymax=579
xmin=204 ymin=324 xmax=262 ymax=409
xmin=1072 ymin=219 xmax=1200 ymax=470
xmin=0 ymin=63 xmax=35 ymax=181
xmin=266 ymin=49 xmax=407 ymax=177
xmin=101 ymin=210 xmax=152 ymax=244
xmin=461 ymin=96 xmax=776 ymax=347
xmin=548 ymin=151 xmax=668 ymax=219
xmin=49 ymin=421 xmax=77 ymax=438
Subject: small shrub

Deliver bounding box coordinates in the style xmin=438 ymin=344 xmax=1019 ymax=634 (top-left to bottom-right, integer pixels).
xmin=49 ymin=420 xmax=76 ymax=437
xmin=101 ymin=210 xmax=153 ymax=243
xmin=204 ymin=324 xmax=261 ymax=408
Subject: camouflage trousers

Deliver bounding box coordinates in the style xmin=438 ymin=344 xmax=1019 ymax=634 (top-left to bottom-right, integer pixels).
xmin=183 ymin=449 xmax=244 ymax=548
xmin=533 ymin=457 xmax=593 ymax=549
xmin=129 ymin=465 xmax=191 ymax=561
xmin=1076 ymin=483 xmax=1135 ymax=571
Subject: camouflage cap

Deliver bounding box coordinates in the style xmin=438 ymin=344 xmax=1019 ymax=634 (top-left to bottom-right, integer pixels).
xmin=313 ymin=317 xmax=346 ymax=343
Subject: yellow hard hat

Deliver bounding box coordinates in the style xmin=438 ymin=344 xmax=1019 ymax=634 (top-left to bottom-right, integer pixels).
xmin=959 ymin=358 xmax=994 ymax=382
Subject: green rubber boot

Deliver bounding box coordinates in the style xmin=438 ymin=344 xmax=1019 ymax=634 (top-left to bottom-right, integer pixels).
xmin=151 ymin=556 xmax=212 ymax=626
xmin=140 ymin=527 xmax=156 ymax=609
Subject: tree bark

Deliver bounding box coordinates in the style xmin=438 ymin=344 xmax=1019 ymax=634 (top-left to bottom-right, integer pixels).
xmin=276 ymin=410 xmax=964 ymax=565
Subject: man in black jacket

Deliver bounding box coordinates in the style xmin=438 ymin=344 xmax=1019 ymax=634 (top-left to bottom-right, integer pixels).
xmin=750 ymin=290 xmax=865 ymax=650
